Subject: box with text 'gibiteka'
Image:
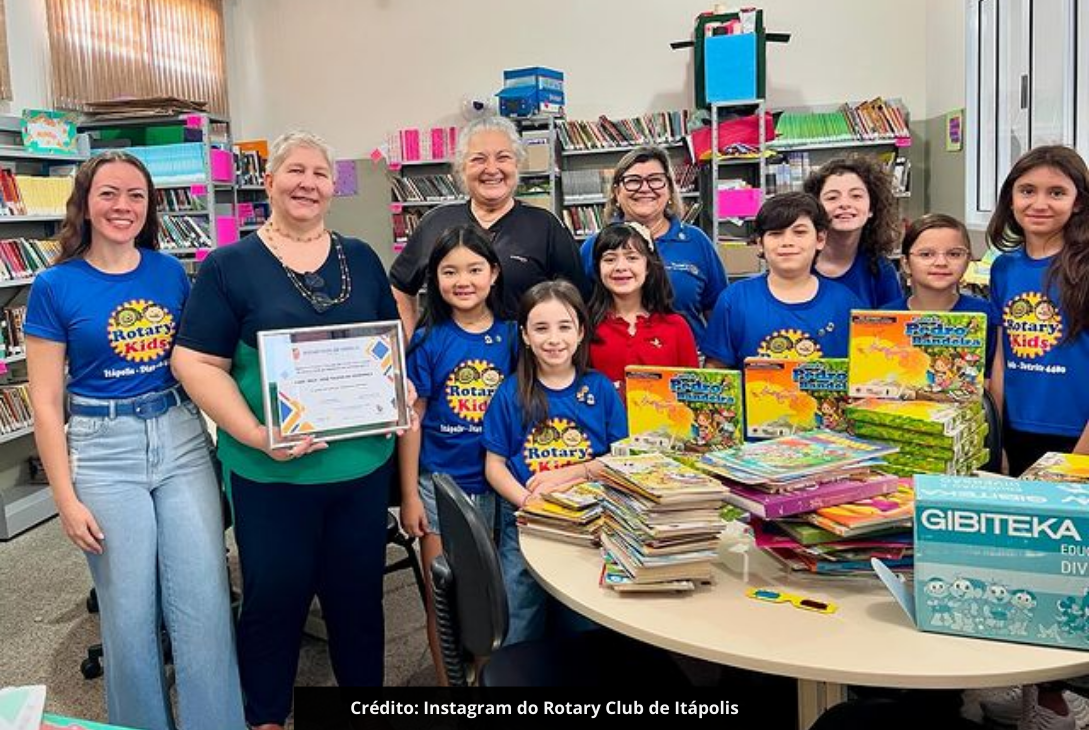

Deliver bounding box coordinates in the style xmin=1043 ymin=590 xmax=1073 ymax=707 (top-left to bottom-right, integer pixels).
xmin=910 ymin=474 xmax=1089 ymax=651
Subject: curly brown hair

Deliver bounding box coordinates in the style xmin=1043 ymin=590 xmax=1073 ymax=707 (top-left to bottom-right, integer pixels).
xmin=803 ymin=155 xmax=900 ymax=274
xmin=986 ymin=145 xmax=1089 ymax=342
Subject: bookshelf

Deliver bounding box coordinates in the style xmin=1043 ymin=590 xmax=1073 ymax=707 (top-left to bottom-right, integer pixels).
xmin=0 ymin=115 xmax=84 ymax=539
xmin=555 ymin=110 xmax=697 ymax=240
xmin=234 ymin=139 xmax=269 ymax=235
xmin=79 ymin=113 xmax=238 ymax=265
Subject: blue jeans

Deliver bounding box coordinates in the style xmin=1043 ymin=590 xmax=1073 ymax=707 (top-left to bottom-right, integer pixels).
xmin=417 ymin=471 xmax=497 ymax=537
xmin=497 ymin=499 xmax=598 ymax=645
xmin=68 ymin=394 xmax=244 ymax=730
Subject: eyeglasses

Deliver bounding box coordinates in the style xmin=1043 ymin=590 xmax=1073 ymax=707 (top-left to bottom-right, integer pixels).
xmin=746 ymin=587 xmax=837 ymax=614
xmin=619 ymin=173 xmax=669 ymax=192
xmin=909 ymin=248 xmax=971 ymax=263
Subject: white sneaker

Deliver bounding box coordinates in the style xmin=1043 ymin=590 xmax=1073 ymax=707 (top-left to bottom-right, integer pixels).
xmin=979 ymin=685 xmax=1025 ymax=727
xmin=1062 ymin=691 xmax=1089 ymax=730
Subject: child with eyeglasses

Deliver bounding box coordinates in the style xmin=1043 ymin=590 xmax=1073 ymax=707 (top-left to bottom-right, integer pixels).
xmin=703 ymin=192 xmax=862 ymax=369
xmin=881 ymin=214 xmax=999 ymax=379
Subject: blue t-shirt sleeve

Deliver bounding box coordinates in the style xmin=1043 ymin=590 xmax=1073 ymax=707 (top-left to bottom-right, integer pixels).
xmin=24 ymin=274 xmax=66 ymax=343
xmin=702 ymin=289 xmax=737 ymax=366
xmin=482 ymin=381 xmax=517 ymax=458
xmin=175 ymin=255 xmax=242 ymax=358
xmin=695 ymin=229 xmax=728 ymax=311
xmin=875 ymin=258 xmax=904 ymax=306
xmin=579 ymin=235 xmax=596 ymax=279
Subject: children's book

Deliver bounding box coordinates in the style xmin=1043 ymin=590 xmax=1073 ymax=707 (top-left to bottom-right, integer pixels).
xmin=723 ymin=473 xmax=900 ymax=520
xmin=599 ymin=550 xmax=696 ymax=592
xmin=598 ymin=453 xmax=730 ymax=504
xmin=699 ymin=430 xmax=898 ymax=484
xmin=543 ymin=481 xmax=603 ymax=510
xmin=845 ymin=398 xmax=984 ymax=437
xmin=744 ymin=358 xmax=849 ymax=438
xmin=1020 ymin=452 xmax=1089 ymax=484
xmin=848 ymin=310 xmax=987 ymax=402
xmin=802 ymin=480 xmax=915 ymax=537
xmin=625 ymin=366 xmax=743 ymax=452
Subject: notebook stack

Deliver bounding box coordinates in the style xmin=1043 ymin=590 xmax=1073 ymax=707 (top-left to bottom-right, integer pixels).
xmin=518 ymin=482 xmax=603 ymax=546
xmin=845 ymin=399 xmax=988 ymax=477
xmin=596 ymin=453 xmax=729 ymax=593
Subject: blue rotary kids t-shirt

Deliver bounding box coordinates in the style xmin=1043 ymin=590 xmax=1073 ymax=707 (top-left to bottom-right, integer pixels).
xmin=482 ymin=371 xmax=627 ymax=487
xmin=817 ymin=253 xmax=902 ymax=308
xmin=703 ymin=274 xmax=862 ymax=368
xmin=25 ymin=250 xmax=188 ymax=398
xmin=882 ymin=294 xmax=1000 ymax=377
xmin=580 ymin=217 xmax=728 ymax=347
xmin=990 ymin=249 xmax=1089 ymax=437
xmin=407 ymin=319 xmax=517 ymax=494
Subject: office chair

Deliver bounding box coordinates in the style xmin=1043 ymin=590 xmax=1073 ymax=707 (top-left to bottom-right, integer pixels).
xmin=430 ymin=472 xmax=690 ymax=686
xmin=981 ymin=388 xmax=1002 ymax=473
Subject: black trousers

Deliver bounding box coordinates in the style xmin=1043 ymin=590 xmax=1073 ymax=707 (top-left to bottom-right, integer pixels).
xmin=1004 ymin=424 xmax=1079 ymax=477
xmin=230 ymin=461 xmax=392 ymax=725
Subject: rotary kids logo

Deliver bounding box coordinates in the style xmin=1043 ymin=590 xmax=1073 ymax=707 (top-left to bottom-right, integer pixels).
xmin=444 ymin=359 xmax=504 ymax=423
xmin=757 ymin=328 xmax=823 ymax=360
xmin=1003 ymin=292 xmax=1063 ymax=359
xmin=523 ymin=417 xmax=591 ymax=474
xmin=107 ymin=299 xmax=175 ymax=363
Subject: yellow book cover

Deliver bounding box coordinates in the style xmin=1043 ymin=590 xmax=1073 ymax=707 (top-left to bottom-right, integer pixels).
xmin=1021 ymin=452 xmax=1089 ymax=484
xmin=744 ymin=358 xmax=849 ymax=439
xmin=625 ymin=366 xmax=742 ymax=453
xmin=848 ymin=310 xmax=986 ymax=402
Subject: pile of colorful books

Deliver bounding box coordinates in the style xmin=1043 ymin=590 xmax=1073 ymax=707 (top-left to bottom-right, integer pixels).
xmin=845 ymin=399 xmax=988 ymax=477
xmin=596 ymin=453 xmax=729 ymax=593
xmin=517 ymin=482 xmax=603 ymax=546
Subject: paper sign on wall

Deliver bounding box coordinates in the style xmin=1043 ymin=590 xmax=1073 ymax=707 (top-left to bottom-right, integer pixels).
xmin=334 ymin=160 xmax=358 ymax=197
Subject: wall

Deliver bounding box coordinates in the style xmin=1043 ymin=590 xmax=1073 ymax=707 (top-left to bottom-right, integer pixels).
xmin=922 ymin=0 xmax=968 ymax=227
xmin=2 ymin=0 xmax=52 ymax=115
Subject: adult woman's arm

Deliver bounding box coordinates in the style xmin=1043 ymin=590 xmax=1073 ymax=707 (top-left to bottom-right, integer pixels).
xmin=26 ymin=336 xmax=104 ymax=553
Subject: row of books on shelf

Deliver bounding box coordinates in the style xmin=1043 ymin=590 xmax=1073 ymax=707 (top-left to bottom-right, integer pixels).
xmin=561 ymin=163 xmax=698 ymax=202
xmin=156 ymin=187 xmax=206 ymax=213
xmin=556 ymin=111 xmax=690 ymax=152
xmin=387 ymin=126 xmax=459 ymax=165
xmin=0 ymin=382 xmax=32 ymax=434
xmin=764 ymin=151 xmax=911 ymax=197
xmin=159 ymin=215 xmax=211 ymax=249
xmin=237 ymin=201 xmax=269 ymax=228
xmin=0 ymin=305 xmax=26 ymax=359
xmin=391 ymin=209 xmax=425 ymax=244
xmin=234 ymin=146 xmax=267 ymax=187
xmin=772 ymin=98 xmax=910 ymax=146
xmin=562 ymin=205 xmax=606 ymax=237
xmin=0 ymin=172 xmax=75 ymax=218
xmin=0 ymin=238 xmax=60 ymax=281
xmin=390 ymin=173 xmax=463 ymax=203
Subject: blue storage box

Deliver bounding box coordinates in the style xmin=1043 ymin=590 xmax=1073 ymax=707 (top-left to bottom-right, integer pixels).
xmin=705 ymin=33 xmax=758 ymax=103
xmin=498 ymin=66 xmax=565 ymax=117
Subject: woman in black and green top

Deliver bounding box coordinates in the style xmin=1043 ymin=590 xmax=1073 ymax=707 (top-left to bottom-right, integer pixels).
xmin=173 ymin=131 xmax=412 ymax=730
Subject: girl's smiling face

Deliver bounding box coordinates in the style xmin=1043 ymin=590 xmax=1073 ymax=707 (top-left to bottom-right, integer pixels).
xmin=598 ymin=240 xmax=648 ymax=299
xmin=522 ymin=298 xmax=583 ymax=374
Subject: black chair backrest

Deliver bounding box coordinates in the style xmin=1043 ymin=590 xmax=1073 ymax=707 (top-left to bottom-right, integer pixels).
xmin=981 ymin=388 xmax=1002 ymax=473
xmin=433 ymin=473 xmax=508 ymax=657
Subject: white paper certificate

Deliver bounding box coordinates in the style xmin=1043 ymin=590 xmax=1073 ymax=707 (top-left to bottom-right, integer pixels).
xmin=257 ymin=321 xmax=410 ymax=448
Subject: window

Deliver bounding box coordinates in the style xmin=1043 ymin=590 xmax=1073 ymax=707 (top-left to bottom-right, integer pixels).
xmin=965 ymin=0 xmax=1083 ymax=228
xmin=45 ymin=0 xmax=228 ymax=115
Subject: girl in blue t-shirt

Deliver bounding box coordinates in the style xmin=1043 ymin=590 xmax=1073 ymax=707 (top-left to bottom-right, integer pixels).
xmin=883 ymin=214 xmax=999 ymax=383
xmin=399 ymin=223 xmax=515 ymax=681
xmin=804 ymin=155 xmax=904 ymax=307
xmin=988 ymin=145 xmax=1089 ymax=475
xmin=704 ymin=192 xmax=862 ymax=369
xmin=483 ymin=280 xmax=626 ymax=644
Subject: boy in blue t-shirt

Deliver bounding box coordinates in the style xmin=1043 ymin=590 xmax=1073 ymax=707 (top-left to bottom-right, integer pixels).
xmin=704 ymin=192 xmax=862 ymax=369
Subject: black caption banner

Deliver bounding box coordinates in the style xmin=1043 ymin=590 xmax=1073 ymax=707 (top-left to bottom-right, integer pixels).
xmin=294 ymin=687 xmax=743 ymax=730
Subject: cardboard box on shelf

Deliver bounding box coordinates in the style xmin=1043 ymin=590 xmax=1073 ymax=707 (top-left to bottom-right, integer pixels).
xmin=717 ymin=242 xmax=761 ymax=275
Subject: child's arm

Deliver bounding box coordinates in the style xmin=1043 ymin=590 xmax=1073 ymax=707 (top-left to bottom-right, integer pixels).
xmin=526 ymin=461 xmax=595 ymax=495
xmin=1074 ymin=420 xmax=1089 ymax=456
xmin=486 ymin=451 xmax=534 ymax=507
xmin=397 ymin=397 xmax=429 ymax=536
xmin=988 ymin=327 xmax=1005 ymax=418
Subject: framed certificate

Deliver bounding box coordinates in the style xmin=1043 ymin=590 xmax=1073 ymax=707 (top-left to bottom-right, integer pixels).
xmin=256 ymin=320 xmax=410 ymax=449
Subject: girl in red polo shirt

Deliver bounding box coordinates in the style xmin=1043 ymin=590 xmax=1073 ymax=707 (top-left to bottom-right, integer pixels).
xmin=587 ymin=222 xmax=699 ymax=396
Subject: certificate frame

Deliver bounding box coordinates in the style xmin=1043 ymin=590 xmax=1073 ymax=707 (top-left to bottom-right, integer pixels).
xmin=256 ymin=319 xmax=410 ymax=449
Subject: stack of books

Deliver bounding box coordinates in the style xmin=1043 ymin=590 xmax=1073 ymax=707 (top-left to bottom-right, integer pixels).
xmin=1021 ymin=452 xmax=1089 ymax=483
xmin=845 ymin=399 xmax=988 ymax=477
xmin=596 ymin=453 xmax=729 ymax=593
xmin=517 ymin=482 xmax=603 ymax=546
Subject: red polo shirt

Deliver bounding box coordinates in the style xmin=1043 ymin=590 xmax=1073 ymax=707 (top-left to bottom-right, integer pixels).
xmin=589 ymin=312 xmax=699 ymax=394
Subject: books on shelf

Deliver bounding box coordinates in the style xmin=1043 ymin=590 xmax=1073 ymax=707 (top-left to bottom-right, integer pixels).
xmin=772 ymin=97 xmax=910 ymax=147
xmin=0 ymin=381 xmax=32 ymax=434
xmin=0 ymin=238 xmax=60 ymax=281
xmin=156 ymin=188 xmax=207 ymax=213
xmin=0 ymin=171 xmax=75 ymax=217
xmin=557 ymin=111 xmax=690 ymax=152
xmin=158 ymin=214 xmax=211 ymax=250
xmin=389 ymin=173 xmax=462 ymax=203
xmin=0 ymin=304 xmax=27 ymax=359
xmin=234 ymin=139 xmax=268 ymax=186
xmin=562 ymin=205 xmax=605 ymax=237
xmin=387 ymin=126 xmax=458 ymax=164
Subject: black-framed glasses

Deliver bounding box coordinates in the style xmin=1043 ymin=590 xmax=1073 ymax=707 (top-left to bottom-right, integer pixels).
xmin=619 ymin=173 xmax=669 ymax=192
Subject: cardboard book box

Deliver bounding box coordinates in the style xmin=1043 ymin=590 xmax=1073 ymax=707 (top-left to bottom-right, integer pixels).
xmin=876 ymin=474 xmax=1089 ymax=651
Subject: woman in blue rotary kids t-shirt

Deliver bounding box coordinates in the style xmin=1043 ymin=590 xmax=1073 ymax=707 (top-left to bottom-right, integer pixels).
xmin=399 ymin=223 xmax=515 ymax=682
xmin=483 ymin=279 xmax=627 ymax=645
xmin=24 ymin=152 xmax=244 ymax=730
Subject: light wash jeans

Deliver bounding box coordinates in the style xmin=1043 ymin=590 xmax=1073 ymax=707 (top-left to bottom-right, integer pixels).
xmin=497 ymin=498 xmax=598 ymax=645
xmin=68 ymin=394 xmax=245 ymax=730
xmin=417 ymin=471 xmax=497 ymax=538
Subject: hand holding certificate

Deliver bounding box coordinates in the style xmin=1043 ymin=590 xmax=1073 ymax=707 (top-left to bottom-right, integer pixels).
xmin=257 ymin=320 xmax=411 ymax=449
